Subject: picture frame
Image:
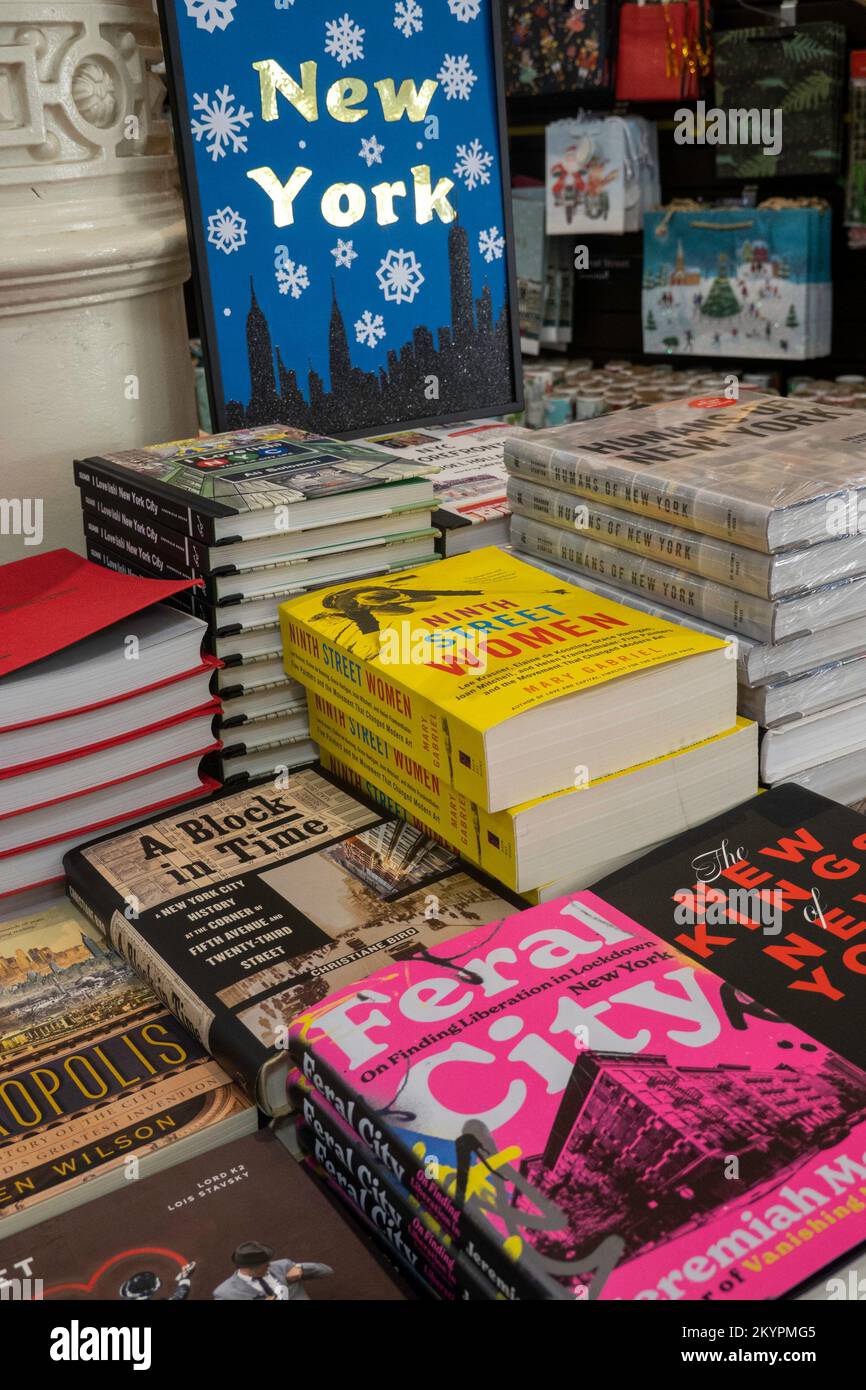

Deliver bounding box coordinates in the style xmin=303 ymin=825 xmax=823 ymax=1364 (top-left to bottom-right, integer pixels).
xmin=158 ymin=0 xmax=523 ymax=438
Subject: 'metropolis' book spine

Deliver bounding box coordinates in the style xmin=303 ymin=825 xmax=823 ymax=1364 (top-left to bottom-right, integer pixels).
xmin=75 ymin=458 xmax=223 ymax=543
xmin=289 ymin=1036 xmax=564 ymax=1301
xmin=503 ymin=433 xmax=773 ymax=553
xmin=510 ymin=514 xmax=779 ymax=641
xmin=507 ymin=476 xmax=776 ymax=599
xmin=297 ymin=1089 xmax=495 ymax=1301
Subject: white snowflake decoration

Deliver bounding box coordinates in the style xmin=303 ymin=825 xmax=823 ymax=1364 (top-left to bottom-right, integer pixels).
xmin=207 ymin=206 xmax=247 ymax=255
xmin=276 ymin=259 xmax=310 ymax=299
xmin=479 ymin=226 xmax=505 ymax=263
xmin=355 ymin=310 xmax=386 ymax=349
xmin=448 ymin=0 xmax=481 ymax=20
xmin=437 ymin=53 xmax=477 ymax=100
xmin=359 ymin=134 xmax=384 ymax=167
xmin=331 ymin=238 xmax=358 ymax=269
xmin=376 ymin=248 xmax=425 ymax=305
xmin=190 ymin=87 xmax=252 ymax=161
xmin=325 ymin=13 xmax=365 ymax=68
xmin=454 ymin=137 xmax=493 ymax=190
xmin=394 ymin=0 xmax=423 ymax=37
xmin=184 ymin=0 xmax=236 ymax=34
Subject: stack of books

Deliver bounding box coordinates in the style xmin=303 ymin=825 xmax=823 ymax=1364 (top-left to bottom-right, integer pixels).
xmin=278 ymin=548 xmax=757 ymax=901
xmin=505 ymin=395 xmax=866 ymax=804
xmin=0 ymin=550 xmax=218 ymax=898
xmin=73 ymin=425 xmax=439 ymax=786
xmin=363 ymin=419 xmax=531 ymax=557
xmin=287 ymin=784 xmax=866 ymax=1302
xmin=0 ymin=887 xmax=406 ymax=1302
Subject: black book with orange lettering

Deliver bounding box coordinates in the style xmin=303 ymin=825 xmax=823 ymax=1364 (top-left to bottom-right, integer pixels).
xmin=593 ymin=785 xmax=866 ymax=1072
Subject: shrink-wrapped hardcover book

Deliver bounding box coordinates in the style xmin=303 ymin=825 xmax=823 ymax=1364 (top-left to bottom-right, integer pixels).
xmin=520 ymin=556 xmax=866 ymax=689
xmin=511 ymin=514 xmax=866 ymax=643
xmin=504 ymin=397 xmax=866 ymax=552
xmin=508 ymin=475 xmax=866 ymax=600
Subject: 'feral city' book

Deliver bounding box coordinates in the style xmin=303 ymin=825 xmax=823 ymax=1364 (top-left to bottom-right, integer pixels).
xmin=75 ymin=426 xmax=435 ymax=544
xmin=297 ymin=1085 xmax=492 ymax=1300
xmin=291 ymin=887 xmax=866 ymax=1301
xmin=504 ymin=396 xmax=866 ymax=551
xmin=62 ymin=769 xmax=518 ymax=1115
xmin=280 ymin=547 xmax=736 ymax=812
xmin=0 ymin=1131 xmax=405 ymax=1302
xmin=0 ymin=894 xmax=254 ymax=1237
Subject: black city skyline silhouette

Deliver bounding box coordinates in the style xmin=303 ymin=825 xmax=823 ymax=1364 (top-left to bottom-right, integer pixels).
xmin=225 ymin=221 xmax=514 ymax=434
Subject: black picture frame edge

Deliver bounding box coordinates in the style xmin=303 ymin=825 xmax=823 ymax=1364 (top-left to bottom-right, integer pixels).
xmin=156 ymin=0 xmax=524 ymax=442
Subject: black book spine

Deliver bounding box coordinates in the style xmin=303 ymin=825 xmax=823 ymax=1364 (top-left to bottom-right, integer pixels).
xmin=82 ymin=527 xmax=219 ymax=601
xmin=289 ymin=1036 xmax=562 ymax=1301
xmin=84 ymin=540 xmax=214 ymax=624
xmin=81 ymin=500 xmax=216 ymax=573
xmin=74 ymin=458 xmax=226 ymax=543
xmin=297 ymin=1087 xmax=494 ymax=1301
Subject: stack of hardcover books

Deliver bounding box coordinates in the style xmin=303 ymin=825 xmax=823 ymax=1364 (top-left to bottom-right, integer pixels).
xmin=362 ymin=418 xmax=531 ymax=557
xmin=278 ymin=547 xmax=757 ymax=902
xmin=506 ymin=395 xmax=866 ymax=804
xmin=287 ymin=785 xmax=866 ymax=1302
xmin=73 ymin=425 xmax=439 ymax=786
xmin=0 ymin=887 xmax=406 ymax=1303
xmin=0 ymin=550 xmax=219 ymax=898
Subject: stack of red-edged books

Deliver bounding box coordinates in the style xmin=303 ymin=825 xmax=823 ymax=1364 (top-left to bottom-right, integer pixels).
xmin=0 ymin=550 xmax=221 ymax=897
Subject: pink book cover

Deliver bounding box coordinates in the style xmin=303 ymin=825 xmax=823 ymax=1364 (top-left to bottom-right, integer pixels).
xmin=291 ymin=891 xmax=866 ymax=1301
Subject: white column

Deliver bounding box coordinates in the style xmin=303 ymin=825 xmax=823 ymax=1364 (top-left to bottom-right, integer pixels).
xmin=0 ymin=0 xmax=198 ymax=559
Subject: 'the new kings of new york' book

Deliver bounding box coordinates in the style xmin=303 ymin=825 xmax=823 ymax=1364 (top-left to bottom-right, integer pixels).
xmin=63 ymin=769 xmax=518 ymax=1115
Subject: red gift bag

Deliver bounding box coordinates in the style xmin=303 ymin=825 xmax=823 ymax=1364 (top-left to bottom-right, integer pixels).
xmin=616 ymin=1 xmax=711 ymax=102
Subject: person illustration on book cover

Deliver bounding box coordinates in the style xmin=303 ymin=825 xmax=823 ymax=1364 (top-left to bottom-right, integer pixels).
xmin=314 ymin=578 xmax=569 ymax=646
xmin=212 ymin=1242 xmax=333 ymax=1301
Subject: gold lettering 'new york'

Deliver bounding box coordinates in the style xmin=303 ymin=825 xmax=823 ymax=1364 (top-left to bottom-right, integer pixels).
xmin=246 ymin=61 xmax=452 ymax=229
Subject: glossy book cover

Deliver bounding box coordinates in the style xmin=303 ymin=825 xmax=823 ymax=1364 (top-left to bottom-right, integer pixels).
xmin=291 ymin=891 xmax=866 ymax=1300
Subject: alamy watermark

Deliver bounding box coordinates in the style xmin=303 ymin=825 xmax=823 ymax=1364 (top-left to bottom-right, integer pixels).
xmin=674 ymin=102 xmax=782 ymax=158
xmin=826 ymin=490 xmax=866 ymax=539
xmin=377 ymin=620 xmax=489 ymax=674
xmin=0 ymin=497 xmax=43 ymax=547
xmin=673 ymin=838 xmax=783 ymax=935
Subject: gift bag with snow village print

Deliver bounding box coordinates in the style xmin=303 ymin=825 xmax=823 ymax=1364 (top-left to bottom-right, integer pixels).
xmin=641 ymin=204 xmax=831 ymax=360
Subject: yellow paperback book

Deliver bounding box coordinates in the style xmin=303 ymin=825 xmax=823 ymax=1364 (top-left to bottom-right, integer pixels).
xmin=280 ymin=548 xmax=735 ymax=812
xmin=309 ymin=689 xmax=757 ymax=893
